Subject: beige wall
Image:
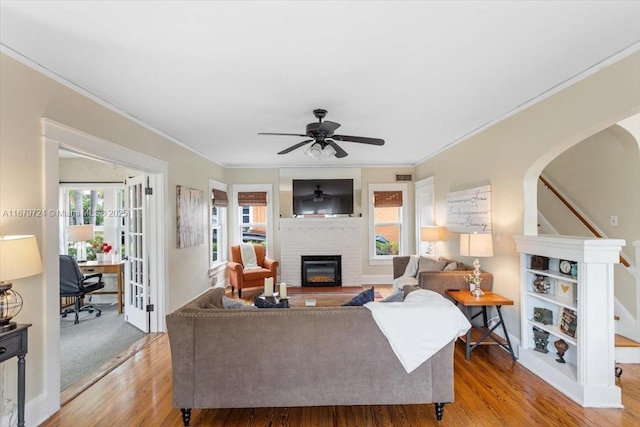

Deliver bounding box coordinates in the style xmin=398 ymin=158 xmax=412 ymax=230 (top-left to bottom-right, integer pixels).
xmin=414 ymin=50 xmax=640 ymax=341
xmin=0 ymin=53 xmax=225 ymax=421
xmin=539 ymin=126 xmax=640 ymax=315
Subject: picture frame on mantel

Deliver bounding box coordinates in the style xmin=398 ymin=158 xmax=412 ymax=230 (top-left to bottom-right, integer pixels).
xmin=446 ymin=184 xmax=492 ymax=233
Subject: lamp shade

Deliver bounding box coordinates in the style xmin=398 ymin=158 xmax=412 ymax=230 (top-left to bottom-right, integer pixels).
xmin=0 ymin=235 xmax=43 ymax=282
xmin=420 ymin=226 xmax=443 ymax=242
xmin=460 ymin=233 xmax=494 ymax=257
xmin=68 ymin=224 xmax=95 ymax=242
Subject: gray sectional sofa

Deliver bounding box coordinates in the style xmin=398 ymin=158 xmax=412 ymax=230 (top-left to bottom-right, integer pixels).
xmin=393 ymin=255 xmax=494 ymax=296
xmin=166 ymin=287 xmax=455 ymax=426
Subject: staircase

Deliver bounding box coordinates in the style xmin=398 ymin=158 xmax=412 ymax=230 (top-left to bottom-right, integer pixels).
xmin=539 ymin=176 xmax=640 ymax=363
xmin=615 ymin=334 xmax=640 ymax=363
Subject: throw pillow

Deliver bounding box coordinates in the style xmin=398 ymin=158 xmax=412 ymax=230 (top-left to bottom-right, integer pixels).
xmin=402 ymin=255 xmax=420 ymax=277
xmin=341 ymin=287 xmax=375 ymax=306
xmin=443 ymin=262 xmax=458 ymax=271
xmin=222 ymin=295 xmax=257 ymax=310
xmin=418 ymin=256 xmax=448 ymax=272
xmin=381 ymin=291 xmax=404 ymax=303
xmin=253 ymin=297 xmax=289 ymax=309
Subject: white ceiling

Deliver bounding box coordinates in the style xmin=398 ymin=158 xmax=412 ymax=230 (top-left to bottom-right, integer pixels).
xmin=1 ymin=1 xmax=639 ymax=168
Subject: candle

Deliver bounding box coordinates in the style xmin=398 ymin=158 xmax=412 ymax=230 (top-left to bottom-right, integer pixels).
xmin=264 ymin=277 xmax=273 ymax=296
xmin=279 ymin=282 xmax=287 ymax=299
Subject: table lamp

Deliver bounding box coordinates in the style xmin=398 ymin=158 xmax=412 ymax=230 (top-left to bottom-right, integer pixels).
xmin=0 ymin=235 xmax=43 ymax=332
xmin=460 ymin=232 xmax=493 ymax=297
xmin=420 ymin=226 xmax=443 ymax=255
xmin=68 ymin=224 xmax=94 ymax=262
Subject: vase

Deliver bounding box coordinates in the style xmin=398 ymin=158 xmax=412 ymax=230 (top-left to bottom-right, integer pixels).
xmin=97 ymin=253 xmax=106 ymax=262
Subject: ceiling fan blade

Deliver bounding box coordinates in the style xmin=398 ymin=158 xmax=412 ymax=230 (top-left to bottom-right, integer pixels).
xmin=318 ymin=121 xmax=341 ymax=135
xmin=277 ymin=139 xmax=313 ymax=155
xmin=258 ymin=132 xmax=308 ymax=137
xmin=327 ymin=140 xmax=348 ymax=158
xmin=333 ymin=135 xmax=385 ymax=145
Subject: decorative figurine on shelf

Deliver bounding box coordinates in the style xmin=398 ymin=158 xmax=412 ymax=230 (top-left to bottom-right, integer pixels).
xmin=533 ymin=275 xmax=550 ymax=294
xmin=533 ymin=327 xmax=550 ymax=353
xmin=554 ymin=339 xmax=569 ymax=363
xmin=533 ymin=307 xmax=553 ymax=325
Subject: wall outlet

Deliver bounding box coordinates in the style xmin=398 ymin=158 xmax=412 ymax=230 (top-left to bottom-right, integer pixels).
xmin=610 ymin=215 xmax=618 ymax=227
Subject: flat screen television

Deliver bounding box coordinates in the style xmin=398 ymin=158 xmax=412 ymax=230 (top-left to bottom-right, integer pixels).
xmin=292 ymin=179 xmax=354 ymax=216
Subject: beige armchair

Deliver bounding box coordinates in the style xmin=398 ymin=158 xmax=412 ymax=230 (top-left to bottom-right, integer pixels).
xmin=227 ymin=244 xmax=278 ymax=297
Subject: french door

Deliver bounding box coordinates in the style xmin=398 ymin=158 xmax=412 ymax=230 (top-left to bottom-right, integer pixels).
xmin=124 ymin=175 xmax=149 ymax=332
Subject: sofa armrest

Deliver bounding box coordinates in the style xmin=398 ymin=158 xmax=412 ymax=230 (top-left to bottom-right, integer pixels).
xmin=418 ymin=270 xmax=493 ymax=297
xmin=227 ymin=261 xmax=244 ymax=286
xmin=392 ymin=256 xmax=410 ymax=279
xmin=263 ymin=258 xmax=279 ymax=282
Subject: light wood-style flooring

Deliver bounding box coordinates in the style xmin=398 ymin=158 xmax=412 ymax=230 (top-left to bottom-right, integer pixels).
xmin=42 ymin=286 xmax=640 ymax=427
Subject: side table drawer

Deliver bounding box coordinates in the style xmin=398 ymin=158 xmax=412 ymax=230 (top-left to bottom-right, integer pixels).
xmin=0 ymin=332 xmax=26 ymax=362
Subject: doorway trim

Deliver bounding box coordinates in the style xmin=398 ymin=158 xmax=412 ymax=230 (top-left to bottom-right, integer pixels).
xmin=41 ymin=118 xmax=168 ymax=415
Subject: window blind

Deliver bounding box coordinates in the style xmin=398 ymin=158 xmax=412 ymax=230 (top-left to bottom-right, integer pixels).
xmin=211 ymin=189 xmax=229 ymax=207
xmin=374 ymin=190 xmax=403 ymax=208
xmin=238 ymin=191 xmax=267 ymax=206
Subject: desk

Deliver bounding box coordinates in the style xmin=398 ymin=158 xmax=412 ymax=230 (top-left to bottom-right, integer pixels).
xmin=0 ymin=324 xmax=31 ymax=427
xmin=446 ymin=290 xmax=516 ymax=361
xmin=79 ymin=261 xmax=125 ymax=313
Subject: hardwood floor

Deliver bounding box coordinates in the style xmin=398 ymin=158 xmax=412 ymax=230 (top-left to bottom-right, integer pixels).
xmin=41 ymin=286 xmax=640 ymax=427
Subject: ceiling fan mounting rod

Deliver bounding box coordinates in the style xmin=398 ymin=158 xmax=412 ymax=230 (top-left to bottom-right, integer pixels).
xmin=313 ymin=108 xmax=327 ymax=122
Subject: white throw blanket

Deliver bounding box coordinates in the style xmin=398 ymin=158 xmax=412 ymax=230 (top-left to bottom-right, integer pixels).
xmin=240 ymin=243 xmax=260 ymax=270
xmin=365 ymin=289 xmax=471 ymax=373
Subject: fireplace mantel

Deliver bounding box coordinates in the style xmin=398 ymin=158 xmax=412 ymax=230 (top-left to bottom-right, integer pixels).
xmin=280 ymin=217 xmax=362 ymax=286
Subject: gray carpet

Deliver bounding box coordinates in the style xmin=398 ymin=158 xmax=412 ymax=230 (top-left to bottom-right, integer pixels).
xmin=60 ymin=302 xmax=146 ymax=390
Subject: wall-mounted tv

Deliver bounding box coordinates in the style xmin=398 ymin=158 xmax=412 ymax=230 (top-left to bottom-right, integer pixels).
xmin=292 ymin=179 xmax=354 ymax=216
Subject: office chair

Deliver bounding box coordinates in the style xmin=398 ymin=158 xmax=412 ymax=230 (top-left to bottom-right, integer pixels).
xmin=60 ymin=255 xmax=105 ymax=324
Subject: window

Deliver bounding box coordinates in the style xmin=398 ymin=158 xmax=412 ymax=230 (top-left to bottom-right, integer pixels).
xmin=59 ymin=184 xmax=124 ymax=260
xmin=369 ymin=183 xmax=409 ymax=263
xmin=232 ymin=184 xmax=273 ymax=256
xmin=210 ymin=182 xmax=228 ymax=268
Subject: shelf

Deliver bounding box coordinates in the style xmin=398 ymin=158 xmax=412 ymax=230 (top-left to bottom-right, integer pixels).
xmin=526 ymin=268 xmax=577 ymax=283
xmin=519 ymin=347 xmax=577 ymax=382
xmin=458 ymin=327 xmax=507 ymax=346
xmin=526 ymin=291 xmax=577 ymax=310
xmin=527 ymin=319 xmax=577 ymax=346
xmin=515 ymin=235 xmax=624 ymax=407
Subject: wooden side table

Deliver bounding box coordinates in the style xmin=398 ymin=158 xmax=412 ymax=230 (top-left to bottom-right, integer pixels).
xmin=445 ymin=290 xmax=516 ymax=361
xmin=0 ymin=324 xmax=31 ymax=427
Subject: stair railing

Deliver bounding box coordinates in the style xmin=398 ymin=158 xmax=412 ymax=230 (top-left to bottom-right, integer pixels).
xmin=539 ymin=174 xmax=632 ymax=269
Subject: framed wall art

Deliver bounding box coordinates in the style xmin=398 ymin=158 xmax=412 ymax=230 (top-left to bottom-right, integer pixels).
xmin=446 ymin=184 xmax=492 ymax=233
xmin=177 ymin=185 xmax=205 ymax=248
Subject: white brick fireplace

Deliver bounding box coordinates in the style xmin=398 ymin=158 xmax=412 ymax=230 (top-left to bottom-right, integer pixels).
xmin=280 ymin=217 xmax=363 ymax=286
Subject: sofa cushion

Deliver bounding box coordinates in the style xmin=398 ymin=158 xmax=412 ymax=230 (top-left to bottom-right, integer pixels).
xmin=222 ymin=295 xmax=257 ymax=310
xmin=403 ymin=284 xmax=421 ymax=299
xmin=342 ymin=287 xmax=375 ymax=306
xmin=443 ymin=262 xmax=458 ymax=271
xmin=253 ymin=297 xmax=288 ymax=309
xmin=418 ymin=256 xmax=448 ymax=272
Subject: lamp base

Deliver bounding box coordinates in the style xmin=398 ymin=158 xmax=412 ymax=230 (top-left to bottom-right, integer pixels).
xmin=471 ymin=284 xmax=484 ymax=297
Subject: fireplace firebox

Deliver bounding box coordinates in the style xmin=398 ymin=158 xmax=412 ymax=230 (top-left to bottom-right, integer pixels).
xmin=301 ymin=255 xmax=342 ymax=287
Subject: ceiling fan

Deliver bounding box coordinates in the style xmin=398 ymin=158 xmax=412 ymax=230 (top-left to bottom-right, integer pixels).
xmin=258 ymin=109 xmax=385 ymax=158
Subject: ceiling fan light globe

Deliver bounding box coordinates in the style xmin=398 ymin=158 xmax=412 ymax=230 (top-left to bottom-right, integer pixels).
xmin=305 ymin=142 xmax=322 ymax=159
xmin=321 ymin=144 xmax=337 ymax=158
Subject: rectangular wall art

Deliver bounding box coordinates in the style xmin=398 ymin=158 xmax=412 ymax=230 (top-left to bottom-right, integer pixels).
xmin=177 ymin=185 xmax=205 ymax=248
xmin=446 ymin=184 xmax=492 ymax=233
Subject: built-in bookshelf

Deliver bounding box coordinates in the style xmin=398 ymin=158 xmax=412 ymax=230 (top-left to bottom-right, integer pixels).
xmin=514 ymin=235 xmax=624 ymax=407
